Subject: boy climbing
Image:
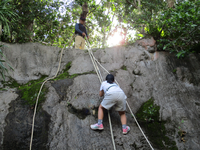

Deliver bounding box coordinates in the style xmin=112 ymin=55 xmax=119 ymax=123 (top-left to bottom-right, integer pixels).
xmin=90 ymin=74 xmax=130 ymax=134
xmin=75 ymin=16 xmax=89 ymax=49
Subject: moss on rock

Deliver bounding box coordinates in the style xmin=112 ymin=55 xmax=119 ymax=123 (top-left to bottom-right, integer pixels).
xmin=1 ymin=77 xmax=21 ymax=88
xmin=52 ymin=62 xmax=77 ymax=81
xmin=19 ymin=75 xmax=48 ymax=106
xmin=121 ymin=65 xmax=127 ymax=70
xmin=1 ymin=76 xmax=49 ymax=106
xmin=1 ymin=61 xmax=95 ymax=106
xmin=136 ymin=98 xmax=178 ymax=150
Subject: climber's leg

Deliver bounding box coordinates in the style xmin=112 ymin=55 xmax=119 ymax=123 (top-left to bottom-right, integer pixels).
xmin=90 ymin=104 xmax=104 ymax=130
xmin=118 ymin=111 xmax=126 ymax=125
xmin=119 ymin=111 xmax=130 ymax=134
xmin=75 ymin=35 xmax=82 ymax=49
xmin=80 ymin=37 xmax=85 ymax=49
xmin=98 ymin=104 xmax=104 ymax=120
xmin=90 ymin=93 xmax=116 ymax=131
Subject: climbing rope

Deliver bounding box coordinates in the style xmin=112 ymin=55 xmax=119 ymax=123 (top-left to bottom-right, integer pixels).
xmin=85 ymin=38 xmax=154 ymax=150
xmin=86 ymin=38 xmax=116 ymax=150
xmin=29 ymin=35 xmax=75 ymax=150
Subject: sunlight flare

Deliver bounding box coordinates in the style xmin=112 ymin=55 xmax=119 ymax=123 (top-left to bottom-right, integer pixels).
xmin=107 ymin=30 xmax=123 ymax=47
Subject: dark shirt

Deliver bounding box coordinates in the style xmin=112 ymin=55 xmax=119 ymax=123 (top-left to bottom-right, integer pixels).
xmin=75 ymin=23 xmax=88 ymax=37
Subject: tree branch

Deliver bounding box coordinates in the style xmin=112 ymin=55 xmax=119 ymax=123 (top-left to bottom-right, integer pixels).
xmin=126 ymin=0 xmax=138 ymax=9
xmin=87 ymin=0 xmax=102 ymax=17
xmin=105 ymin=12 xmax=116 ymax=40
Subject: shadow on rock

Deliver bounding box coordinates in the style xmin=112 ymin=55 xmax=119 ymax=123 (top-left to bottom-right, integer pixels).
xmin=3 ymin=97 xmax=51 ymax=150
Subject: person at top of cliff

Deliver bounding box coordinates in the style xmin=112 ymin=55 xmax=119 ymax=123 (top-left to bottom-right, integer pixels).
xmin=75 ymin=16 xmax=89 ymax=50
xmin=90 ymin=74 xmax=130 ymax=134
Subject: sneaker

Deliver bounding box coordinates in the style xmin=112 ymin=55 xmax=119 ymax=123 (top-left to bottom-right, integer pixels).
xmin=123 ymin=126 xmax=130 ymax=134
xmin=90 ymin=123 xmax=104 ymax=130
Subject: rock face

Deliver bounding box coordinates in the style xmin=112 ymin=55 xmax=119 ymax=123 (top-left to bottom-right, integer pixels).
xmin=3 ymin=97 xmax=50 ymax=150
xmin=136 ymin=37 xmax=156 ymax=53
xmin=0 ymin=42 xmax=200 ymax=150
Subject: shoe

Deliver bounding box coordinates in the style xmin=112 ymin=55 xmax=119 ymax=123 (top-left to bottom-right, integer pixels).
xmin=90 ymin=123 xmax=104 ymax=130
xmin=123 ymin=126 xmax=130 ymax=134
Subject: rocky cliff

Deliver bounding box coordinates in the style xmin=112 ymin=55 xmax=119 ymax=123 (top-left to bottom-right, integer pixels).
xmin=0 ymin=41 xmax=200 ymax=150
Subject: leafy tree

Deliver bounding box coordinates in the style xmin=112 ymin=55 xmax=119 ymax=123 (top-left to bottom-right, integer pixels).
xmin=0 ymin=0 xmax=199 ymax=58
xmin=1 ymin=0 xmax=134 ymax=48
xmin=115 ymin=0 xmax=199 ymax=57
xmin=0 ymin=0 xmax=18 ymax=38
xmin=0 ymin=45 xmax=13 ymax=81
xmin=0 ymin=0 xmax=17 ymax=81
xmin=147 ymin=1 xmax=200 ymax=57
xmin=1 ymin=0 xmax=63 ymax=43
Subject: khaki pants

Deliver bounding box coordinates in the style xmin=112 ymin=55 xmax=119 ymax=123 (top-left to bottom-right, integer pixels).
xmin=75 ymin=35 xmax=85 ymax=50
xmin=101 ymin=91 xmax=126 ymax=111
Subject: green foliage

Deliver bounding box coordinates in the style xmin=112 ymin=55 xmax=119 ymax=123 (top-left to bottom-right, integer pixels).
xmin=84 ymin=0 xmax=121 ymax=48
xmin=0 ymin=45 xmax=14 ymax=81
xmin=0 ymin=0 xmax=18 ymax=37
xmin=1 ymin=0 xmax=198 ymax=54
xmin=116 ymin=0 xmax=167 ymax=35
xmin=0 ymin=88 xmax=7 ymax=91
xmin=75 ymin=0 xmax=94 ymax=6
xmin=136 ymin=98 xmax=159 ymax=121
xmin=136 ymin=98 xmax=178 ymax=150
xmin=1 ymin=77 xmax=20 ymax=88
xmin=0 ymin=0 xmax=135 ymax=48
xmin=114 ymin=0 xmax=199 ymax=57
xmin=1 ymin=0 xmax=64 ymax=43
xmin=147 ymin=1 xmax=200 ymax=58
xmin=143 ymin=104 xmax=157 ymax=121
xmin=173 ymin=69 xmax=177 ymax=73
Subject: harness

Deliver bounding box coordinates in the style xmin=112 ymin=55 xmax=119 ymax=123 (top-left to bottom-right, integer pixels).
xmin=106 ymin=84 xmax=117 ymax=91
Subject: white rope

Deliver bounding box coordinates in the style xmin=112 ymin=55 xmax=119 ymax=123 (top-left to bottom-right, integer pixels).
xmin=88 ymin=48 xmax=104 ymax=81
xmin=107 ymin=111 xmax=116 ymax=150
xmin=86 ymin=39 xmax=116 ymax=150
xmin=88 ymin=49 xmax=102 ymax=82
xmin=29 ymin=35 xmax=75 ymax=150
xmin=86 ymin=39 xmax=154 ymax=150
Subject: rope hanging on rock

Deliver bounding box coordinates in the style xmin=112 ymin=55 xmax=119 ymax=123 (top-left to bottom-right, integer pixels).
xmin=85 ymin=38 xmax=154 ymax=150
xmin=86 ymin=38 xmax=116 ymax=150
xmin=29 ymin=35 xmax=75 ymax=150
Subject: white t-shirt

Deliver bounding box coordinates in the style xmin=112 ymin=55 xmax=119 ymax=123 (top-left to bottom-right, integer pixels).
xmin=100 ymin=81 xmax=124 ymax=94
